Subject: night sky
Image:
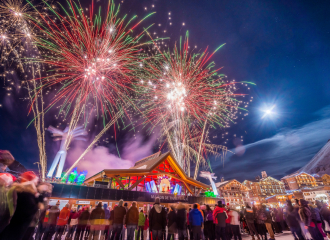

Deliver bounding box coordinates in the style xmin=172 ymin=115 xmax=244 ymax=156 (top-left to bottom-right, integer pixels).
xmin=1 ymin=0 xmax=330 ymax=183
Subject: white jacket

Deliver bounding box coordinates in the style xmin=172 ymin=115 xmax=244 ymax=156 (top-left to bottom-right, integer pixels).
xmin=228 ymin=210 xmax=240 ymax=225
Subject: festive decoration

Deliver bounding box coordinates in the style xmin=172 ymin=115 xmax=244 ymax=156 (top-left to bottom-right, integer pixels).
xmin=76 ymin=171 xmax=88 ymax=185
xmin=67 ymin=168 xmax=78 ymax=183
xmin=47 ymin=126 xmax=87 ymax=178
xmin=204 ymin=191 xmax=216 ymax=198
xmin=200 ymin=171 xmax=219 ymax=196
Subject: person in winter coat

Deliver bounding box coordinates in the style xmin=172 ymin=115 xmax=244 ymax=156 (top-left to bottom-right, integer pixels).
xmin=143 ymin=215 xmax=149 ymax=240
xmin=137 ymin=210 xmax=146 ymax=240
xmin=316 ymin=200 xmax=330 ymax=236
xmin=103 ymin=204 xmax=111 ymax=240
xmin=108 ymin=205 xmax=116 ymax=240
xmin=224 ymin=205 xmax=232 ymax=240
xmin=89 ymin=202 xmax=106 ymax=240
xmin=310 ymin=204 xmax=326 ymax=238
xmin=0 ymin=172 xmax=17 ymax=233
xmin=111 ymin=200 xmax=127 ymax=240
xmin=43 ymin=201 xmax=61 ymax=240
xmin=54 ymin=203 xmax=71 ymax=240
xmin=176 ymin=202 xmax=187 ymax=240
xmin=263 ymin=206 xmax=275 ymax=240
xmin=213 ymin=202 xmax=228 ymax=240
xmin=125 ymin=201 xmax=139 ymax=240
xmin=298 ymin=199 xmax=323 ymax=240
xmin=0 ymin=171 xmax=50 ymax=240
xmin=189 ymin=204 xmax=204 ymax=240
xmin=67 ymin=207 xmax=79 ymax=240
xmin=167 ymin=205 xmax=177 ymax=240
xmin=243 ymin=203 xmax=259 ymax=240
xmin=286 ymin=200 xmax=303 ymax=240
xmin=255 ymin=205 xmax=267 ymax=240
xmin=204 ymin=205 xmax=214 ymax=240
xmin=228 ymin=207 xmax=242 ymax=240
xmin=149 ymin=197 xmax=167 ymax=240
xmin=76 ymin=206 xmax=91 ymax=240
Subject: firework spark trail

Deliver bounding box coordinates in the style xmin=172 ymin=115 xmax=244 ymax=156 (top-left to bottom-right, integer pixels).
xmin=0 ymin=0 xmax=48 ymax=179
xmin=138 ymin=32 xmax=248 ymax=177
xmin=64 ymin=109 xmax=124 ymax=176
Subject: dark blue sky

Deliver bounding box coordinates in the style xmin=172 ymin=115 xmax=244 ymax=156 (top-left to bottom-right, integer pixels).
xmin=1 ymin=0 xmax=330 ymax=182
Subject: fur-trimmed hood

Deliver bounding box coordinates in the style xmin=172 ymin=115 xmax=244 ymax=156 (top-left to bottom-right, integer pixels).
xmin=12 ymin=182 xmax=37 ymax=195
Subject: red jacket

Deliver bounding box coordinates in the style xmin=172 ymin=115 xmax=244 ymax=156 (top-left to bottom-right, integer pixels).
xmin=144 ymin=218 xmax=149 ymax=230
xmin=57 ymin=207 xmax=71 ymax=226
xmin=225 ymin=209 xmax=231 ymax=224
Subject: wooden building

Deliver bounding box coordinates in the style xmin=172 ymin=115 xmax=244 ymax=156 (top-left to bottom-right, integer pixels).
xmin=281 ymin=172 xmax=318 ymax=190
xmin=48 ymin=152 xmax=221 ymax=210
xmin=85 ymin=151 xmax=211 ymax=196
xmin=216 ymin=179 xmax=251 ymax=206
xmin=243 ymin=174 xmax=286 ymax=203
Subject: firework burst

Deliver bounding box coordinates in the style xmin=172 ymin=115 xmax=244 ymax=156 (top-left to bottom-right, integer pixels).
xmin=28 ymin=0 xmax=155 ymax=176
xmin=137 ymin=32 xmax=249 ymax=177
xmin=30 ymin=0 xmax=154 ymax=122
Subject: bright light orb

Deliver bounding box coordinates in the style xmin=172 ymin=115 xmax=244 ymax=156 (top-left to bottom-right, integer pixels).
xmin=261 ymin=104 xmax=276 ymax=119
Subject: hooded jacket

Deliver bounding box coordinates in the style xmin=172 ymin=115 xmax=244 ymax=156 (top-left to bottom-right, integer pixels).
xmin=69 ymin=211 xmax=80 ymax=226
xmin=189 ymin=209 xmax=204 ymax=227
xmin=176 ymin=203 xmax=187 ymax=230
xmin=149 ymin=203 xmax=167 ymax=231
xmin=90 ymin=203 xmax=106 ymax=228
xmin=228 ymin=210 xmax=240 ymax=225
xmin=78 ymin=208 xmax=90 ymax=226
xmin=144 ymin=217 xmax=149 ymax=230
xmin=285 ymin=206 xmax=300 ymax=228
xmin=138 ymin=212 xmax=146 ymax=226
xmin=310 ymin=206 xmax=322 ymax=222
xmin=0 ymin=182 xmax=44 ymax=240
xmin=167 ymin=208 xmax=177 ymax=228
xmin=57 ymin=206 xmax=70 ymax=226
xmin=113 ymin=204 xmax=127 ymax=225
xmin=299 ymin=200 xmax=312 ymax=227
xmin=48 ymin=205 xmax=60 ymax=225
xmin=244 ymin=207 xmax=255 ymax=223
xmin=125 ymin=202 xmax=139 ymax=225
xmin=213 ymin=206 xmax=228 ymax=227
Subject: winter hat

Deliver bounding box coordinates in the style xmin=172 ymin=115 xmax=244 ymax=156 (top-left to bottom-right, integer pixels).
xmin=56 ymin=200 xmax=60 ymax=206
xmin=21 ymin=171 xmax=38 ymax=183
xmin=0 ymin=150 xmax=15 ymax=166
xmin=155 ymin=197 xmax=160 ymax=204
xmin=0 ymin=173 xmax=17 ymax=187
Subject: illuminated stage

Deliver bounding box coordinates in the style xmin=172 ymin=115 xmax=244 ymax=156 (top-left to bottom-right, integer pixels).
xmin=49 ymin=152 xmax=223 ymax=207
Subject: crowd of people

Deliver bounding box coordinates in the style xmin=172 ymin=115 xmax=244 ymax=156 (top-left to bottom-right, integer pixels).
xmin=2 ymin=150 xmax=330 ymax=240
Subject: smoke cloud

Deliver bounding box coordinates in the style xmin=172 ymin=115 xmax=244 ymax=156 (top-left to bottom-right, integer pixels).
xmin=65 ymin=133 xmax=158 ymax=178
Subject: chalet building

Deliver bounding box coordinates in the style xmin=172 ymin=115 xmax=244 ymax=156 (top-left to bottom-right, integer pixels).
xmin=313 ymin=174 xmax=324 ymax=187
xmin=300 ymin=186 xmax=330 ymax=203
xmin=266 ymin=194 xmax=293 ymax=206
xmin=216 ymin=179 xmax=251 ymax=206
xmin=281 ymin=172 xmax=318 ymax=190
xmin=242 ymin=172 xmax=286 ymax=203
xmin=322 ymin=174 xmax=330 ymax=186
